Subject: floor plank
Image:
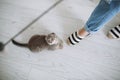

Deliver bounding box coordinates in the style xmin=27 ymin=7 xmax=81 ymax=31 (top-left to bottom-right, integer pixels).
xmin=0 ymin=0 xmax=59 ymax=43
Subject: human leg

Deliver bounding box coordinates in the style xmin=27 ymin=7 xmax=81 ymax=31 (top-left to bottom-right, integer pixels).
xmin=67 ymin=0 xmax=120 ymax=45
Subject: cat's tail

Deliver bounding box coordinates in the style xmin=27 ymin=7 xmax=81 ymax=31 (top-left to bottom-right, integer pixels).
xmin=12 ymin=40 xmax=28 ymax=47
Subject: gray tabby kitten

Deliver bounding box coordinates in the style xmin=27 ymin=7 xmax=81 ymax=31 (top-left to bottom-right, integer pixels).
xmin=12 ymin=33 xmax=63 ymax=52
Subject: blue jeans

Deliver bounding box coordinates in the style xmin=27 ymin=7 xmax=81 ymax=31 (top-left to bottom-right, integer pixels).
xmin=85 ymin=0 xmax=120 ymax=33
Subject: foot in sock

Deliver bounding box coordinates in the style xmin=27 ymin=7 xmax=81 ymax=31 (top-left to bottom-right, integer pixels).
xmin=67 ymin=28 xmax=90 ymax=45
xmin=107 ymin=25 xmax=120 ymax=39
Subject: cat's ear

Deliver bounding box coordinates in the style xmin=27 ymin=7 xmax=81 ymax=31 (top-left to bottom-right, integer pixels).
xmin=51 ymin=32 xmax=55 ymax=35
xmin=50 ymin=33 xmax=56 ymax=36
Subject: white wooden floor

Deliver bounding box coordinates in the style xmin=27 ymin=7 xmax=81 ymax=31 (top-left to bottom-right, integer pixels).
xmin=0 ymin=0 xmax=120 ymax=80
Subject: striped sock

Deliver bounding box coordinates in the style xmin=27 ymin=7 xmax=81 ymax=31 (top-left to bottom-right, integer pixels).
xmin=68 ymin=31 xmax=83 ymax=45
xmin=109 ymin=25 xmax=120 ymax=38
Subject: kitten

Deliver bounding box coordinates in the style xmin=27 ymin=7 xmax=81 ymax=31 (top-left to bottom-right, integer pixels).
xmin=12 ymin=33 xmax=63 ymax=52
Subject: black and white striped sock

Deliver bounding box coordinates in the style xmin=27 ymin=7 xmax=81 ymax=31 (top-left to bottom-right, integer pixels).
xmin=109 ymin=25 xmax=120 ymax=38
xmin=68 ymin=31 xmax=83 ymax=45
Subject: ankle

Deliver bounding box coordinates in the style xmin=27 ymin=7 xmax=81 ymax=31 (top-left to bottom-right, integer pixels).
xmin=78 ymin=28 xmax=89 ymax=37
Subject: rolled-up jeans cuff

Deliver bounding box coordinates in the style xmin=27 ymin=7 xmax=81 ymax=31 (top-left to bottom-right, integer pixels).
xmin=84 ymin=25 xmax=94 ymax=33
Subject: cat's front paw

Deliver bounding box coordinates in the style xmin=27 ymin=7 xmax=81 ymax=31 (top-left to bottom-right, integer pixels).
xmin=59 ymin=43 xmax=63 ymax=49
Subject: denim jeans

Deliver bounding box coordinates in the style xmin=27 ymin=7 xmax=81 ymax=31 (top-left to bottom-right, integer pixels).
xmin=85 ymin=0 xmax=120 ymax=33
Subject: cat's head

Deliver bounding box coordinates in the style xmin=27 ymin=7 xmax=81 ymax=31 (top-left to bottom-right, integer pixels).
xmin=45 ymin=33 xmax=58 ymax=45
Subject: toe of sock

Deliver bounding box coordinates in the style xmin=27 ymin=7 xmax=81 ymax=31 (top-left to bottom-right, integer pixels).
xmin=107 ymin=32 xmax=114 ymax=39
